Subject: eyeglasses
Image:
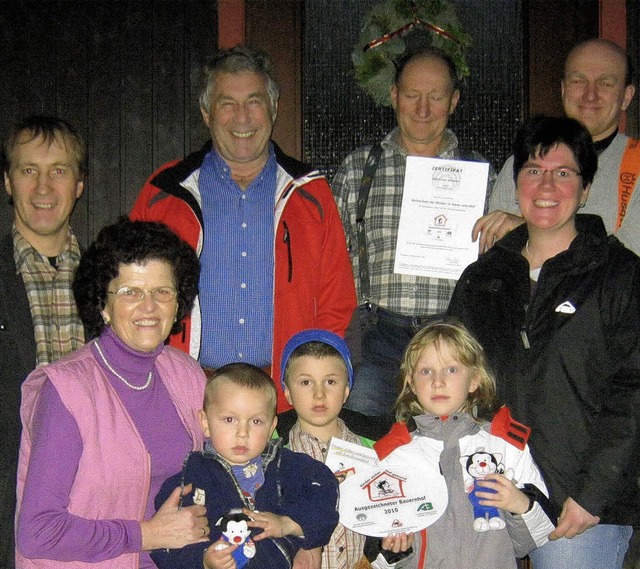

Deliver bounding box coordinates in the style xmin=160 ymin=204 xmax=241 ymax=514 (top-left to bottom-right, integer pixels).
xmin=107 ymin=286 xmax=177 ymax=304
xmin=519 ymin=167 xmax=582 ymax=182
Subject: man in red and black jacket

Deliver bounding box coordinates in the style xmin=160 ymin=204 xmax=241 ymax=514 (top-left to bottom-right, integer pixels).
xmin=131 ymin=46 xmax=355 ymax=412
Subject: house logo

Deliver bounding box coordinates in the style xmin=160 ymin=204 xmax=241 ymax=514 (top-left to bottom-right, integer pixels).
xmin=363 ymin=471 xmax=407 ymax=502
xmin=434 ymin=214 xmax=447 ymax=227
xmin=424 ymin=213 xmax=453 ymax=241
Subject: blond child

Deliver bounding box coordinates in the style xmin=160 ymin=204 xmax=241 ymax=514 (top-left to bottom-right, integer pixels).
xmin=369 ymin=321 xmax=554 ymax=569
xmin=152 ymin=362 xmax=339 ymax=569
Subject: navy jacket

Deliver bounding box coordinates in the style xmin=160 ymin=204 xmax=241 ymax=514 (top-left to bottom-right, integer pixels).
xmin=152 ymin=439 xmax=339 ymax=568
xmin=448 ymin=215 xmax=640 ymax=525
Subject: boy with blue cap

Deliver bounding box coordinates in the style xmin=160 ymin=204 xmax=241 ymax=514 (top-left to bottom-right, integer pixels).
xmin=281 ymin=329 xmax=373 ymax=569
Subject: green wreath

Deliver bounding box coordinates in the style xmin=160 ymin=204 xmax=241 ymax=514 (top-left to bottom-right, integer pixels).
xmin=352 ymin=0 xmax=472 ymax=106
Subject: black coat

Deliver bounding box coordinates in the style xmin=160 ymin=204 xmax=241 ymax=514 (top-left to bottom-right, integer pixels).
xmin=0 ymin=233 xmax=36 ymax=569
xmin=448 ymin=214 xmax=640 ymax=525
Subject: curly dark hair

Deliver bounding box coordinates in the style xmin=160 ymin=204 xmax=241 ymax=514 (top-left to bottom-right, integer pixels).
xmin=73 ymin=217 xmax=200 ymax=339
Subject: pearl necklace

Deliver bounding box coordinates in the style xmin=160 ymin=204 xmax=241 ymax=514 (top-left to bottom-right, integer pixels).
xmin=94 ymin=340 xmax=153 ymax=391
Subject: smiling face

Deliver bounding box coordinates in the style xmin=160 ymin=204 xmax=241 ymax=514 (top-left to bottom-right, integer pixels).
xmin=391 ymin=54 xmax=460 ymax=156
xmin=284 ymin=355 xmax=350 ymax=439
xmin=516 ymin=143 xmax=589 ymax=237
xmin=409 ymin=341 xmax=478 ymax=417
xmin=561 ymin=40 xmax=635 ymax=142
xmin=201 ymin=70 xmax=275 ymax=174
xmin=101 ymin=260 xmax=178 ymax=353
xmin=200 ymin=378 xmax=277 ymax=466
xmin=4 ymin=133 xmax=84 ymax=256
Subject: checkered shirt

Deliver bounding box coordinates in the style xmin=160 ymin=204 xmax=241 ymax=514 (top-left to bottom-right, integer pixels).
xmin=332 ymin=127 xmax=495 ymax=316
xmin=13 ymin=225 xmax=84 ymax=366
xmin=288 ymin=420 xmax=366 ymax=569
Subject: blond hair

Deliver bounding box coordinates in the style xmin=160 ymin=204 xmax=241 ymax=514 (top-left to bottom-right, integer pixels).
xmin=203 ymin=362 xmax=277 ymax=417
xmin=395 ymin=320 xmax=497 ymax=422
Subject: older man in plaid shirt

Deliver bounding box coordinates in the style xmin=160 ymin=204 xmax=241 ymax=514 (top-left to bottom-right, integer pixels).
xmin=333 ymin=47 xmax=494 ymax=418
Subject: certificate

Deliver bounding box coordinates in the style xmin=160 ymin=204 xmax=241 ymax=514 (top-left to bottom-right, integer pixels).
xmin=337 ymin=465 xmax=448 ymax=537
xmin=394 ymin=156 xmax=489 ymax=280
xmin=325 ymin=439 xmax=448 ymax=537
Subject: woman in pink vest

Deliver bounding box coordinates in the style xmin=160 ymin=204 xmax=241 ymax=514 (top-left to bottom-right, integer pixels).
xmin=16 ymin=218 xmax=210 ymax=568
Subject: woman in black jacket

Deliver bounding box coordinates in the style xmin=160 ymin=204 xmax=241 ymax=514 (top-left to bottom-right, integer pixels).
xmin=448 ymin=116 xmax=640 ymax=569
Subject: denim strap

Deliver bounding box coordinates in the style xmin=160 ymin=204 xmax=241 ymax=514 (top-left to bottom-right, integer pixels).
xmin=355 ymin=143 xmax=383 ymax=302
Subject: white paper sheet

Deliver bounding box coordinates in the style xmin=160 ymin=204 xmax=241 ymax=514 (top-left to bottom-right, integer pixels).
xmin=394 ymin=156 xmax=489 ymax=280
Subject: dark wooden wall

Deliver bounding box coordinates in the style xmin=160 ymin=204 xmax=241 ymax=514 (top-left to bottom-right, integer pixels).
xmin=246 ymin=0 xmax=303 ymax=161
xmin=1 ymin=1 xmax=636 ymax=249
xmin=527 ymin=0 xmax=599 ymax=118
xmin=0 ymin=0 xmax=217 ymax=248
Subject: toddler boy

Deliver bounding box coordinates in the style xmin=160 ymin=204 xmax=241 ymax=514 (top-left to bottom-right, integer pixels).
xmin=152 ymin=362 xmax=339 ymax=569
xmin=281 ymin=329 xmax=373 ymax=569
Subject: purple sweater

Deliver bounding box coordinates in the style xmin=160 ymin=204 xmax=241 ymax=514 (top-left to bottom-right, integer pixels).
xmin=17 ymin=327 xmax=193 ymax=567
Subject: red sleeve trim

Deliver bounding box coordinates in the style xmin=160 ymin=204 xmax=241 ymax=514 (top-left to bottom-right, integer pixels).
xmin=373 ymin=422 xmax=412 ymax=460
xmin=490 ymin=406 xmax=531 ymax=450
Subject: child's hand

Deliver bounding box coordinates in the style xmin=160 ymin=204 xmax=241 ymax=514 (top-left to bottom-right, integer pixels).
xmin=475 ymin=473 xmax=531 ymax=514
xmin=203 ymin=538 xmax=238 ymax=569
xmin=243 ymin=508 xmax=303 ymax=539
xmin=381 ymin=532 xmax=414 ymax=553
xmin=292 ymin=547 xmax=322 ymax=569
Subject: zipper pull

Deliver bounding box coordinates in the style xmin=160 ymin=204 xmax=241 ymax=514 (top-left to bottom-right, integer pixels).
xmin=282 ymin=221 xmax=293 ymax=282
xmin=520 ymin=328 xmax=530 ymax=349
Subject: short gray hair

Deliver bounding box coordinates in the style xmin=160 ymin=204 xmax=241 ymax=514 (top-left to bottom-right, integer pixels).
xmin=199 ymin=46 xmax=279 ymax=116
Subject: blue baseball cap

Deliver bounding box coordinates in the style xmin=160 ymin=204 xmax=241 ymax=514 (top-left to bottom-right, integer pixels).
xmin=280 ymin=329 xmax=354 ymax=389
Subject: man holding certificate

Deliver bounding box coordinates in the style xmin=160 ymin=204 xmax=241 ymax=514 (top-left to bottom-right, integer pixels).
xmin=333 ymin=47 xmax=494 ymax=418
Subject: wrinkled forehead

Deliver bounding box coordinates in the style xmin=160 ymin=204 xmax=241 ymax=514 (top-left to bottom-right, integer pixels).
xmin=211 ymin=69 xmax=269 ymax=97
xmin=16 ymin=130 xmax=63 ymax=149
xmin=565 ymin=43 xmax=627 ymax=79
xmin=398 ymin=55 xmax=457 ymax=90
xmin=11 ymin=130 xmax=77 ymax=165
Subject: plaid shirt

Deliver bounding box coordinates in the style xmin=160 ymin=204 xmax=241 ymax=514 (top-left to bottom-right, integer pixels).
xmin=332 ymin=127 xmax=495 ymax=316
xmin=14 ymin=225 xmax=84 ymax=366
xmin=288 ymin=420 xmax=366 ymax=569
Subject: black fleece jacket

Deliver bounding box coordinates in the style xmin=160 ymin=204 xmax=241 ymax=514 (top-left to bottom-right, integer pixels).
xmin=448 ymin=214 xmax=640 ymax=525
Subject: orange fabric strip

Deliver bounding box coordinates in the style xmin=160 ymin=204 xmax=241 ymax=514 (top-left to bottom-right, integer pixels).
xmin=417 ymin=528 xmax=428 ymax=567
xmin=617 ymin=137 xmax=640 ymax=230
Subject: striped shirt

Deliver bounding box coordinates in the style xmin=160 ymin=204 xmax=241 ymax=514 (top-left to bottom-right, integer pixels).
xmin=332 ymin=127 xmax=495 ymax=316
xmin=288 ymin=420 xmax=366 ymax=569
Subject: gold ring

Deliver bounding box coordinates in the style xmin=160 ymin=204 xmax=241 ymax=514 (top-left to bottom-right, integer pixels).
xmin=202 ymin=527 xmax=206 ymax=537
